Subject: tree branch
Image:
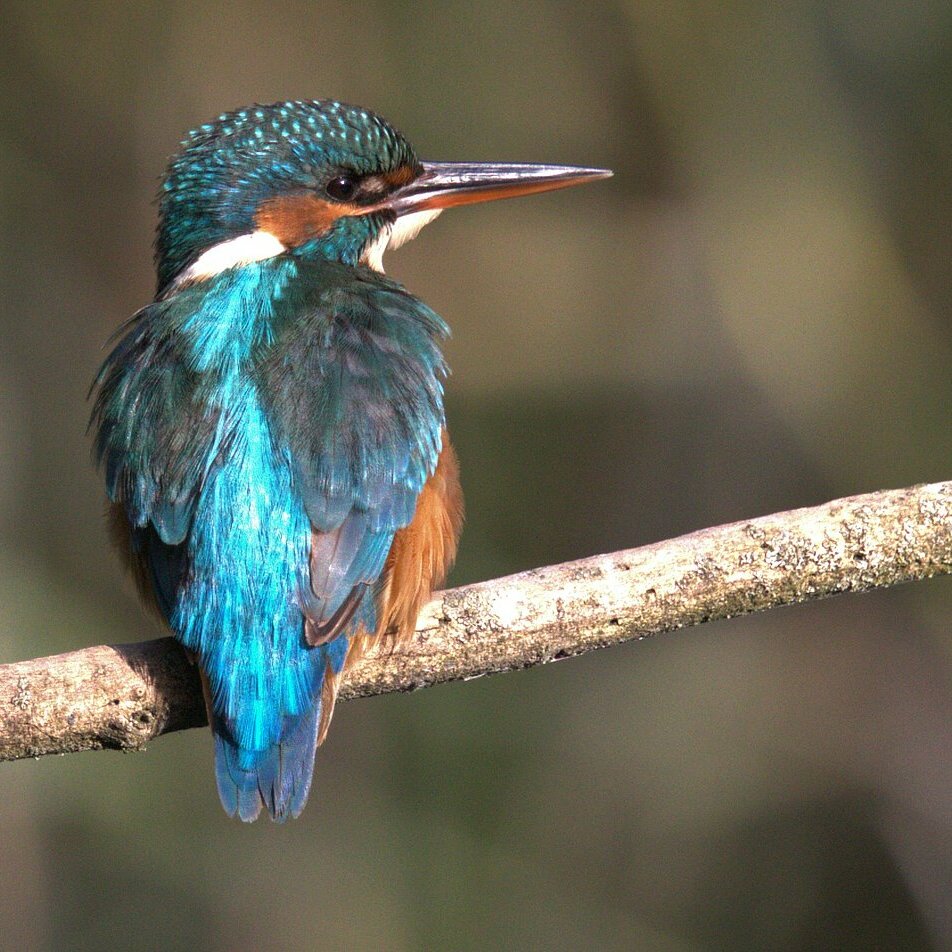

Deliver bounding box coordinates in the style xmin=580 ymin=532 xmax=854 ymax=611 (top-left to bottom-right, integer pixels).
xmin=2 ymin=481 xmax=949 ymax=762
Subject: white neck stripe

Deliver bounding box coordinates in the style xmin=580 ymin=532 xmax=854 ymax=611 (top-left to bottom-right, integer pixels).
xmin=169 ymin=207 xmax=443 ymax=286
xmin=171 ymin=231 xmax=286 ymax=288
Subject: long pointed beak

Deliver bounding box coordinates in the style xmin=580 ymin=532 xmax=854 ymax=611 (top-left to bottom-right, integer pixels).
xmin=384 ymin=161 xmax=612 ymax=216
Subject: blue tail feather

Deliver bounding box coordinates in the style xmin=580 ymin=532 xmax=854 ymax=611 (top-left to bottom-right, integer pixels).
xmin=214 ymin=727 xmax=265 ymax=822
xmin=213 ymin=698 xmax=323 ymax=823
xmin=210 ymin=635 xmax=335 ymax=823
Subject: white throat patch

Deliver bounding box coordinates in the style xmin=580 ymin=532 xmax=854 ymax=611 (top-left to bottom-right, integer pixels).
xmin=171 ymin=231 xmax=286 ymax=289
xmin=360 ymin=209 xmax=443 ymax=273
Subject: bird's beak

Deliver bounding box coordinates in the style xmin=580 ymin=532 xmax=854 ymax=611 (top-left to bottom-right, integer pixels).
xmin=383 ymin=162 xmax=612 ymax=216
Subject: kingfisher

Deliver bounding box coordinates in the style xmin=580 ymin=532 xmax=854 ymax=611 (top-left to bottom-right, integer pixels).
xmin=90 ymin=99 xmax=610 ymax=821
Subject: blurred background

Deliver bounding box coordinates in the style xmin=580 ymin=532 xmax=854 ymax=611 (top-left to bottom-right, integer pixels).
xmin=2 ymin=1 xmax=952 ymax=949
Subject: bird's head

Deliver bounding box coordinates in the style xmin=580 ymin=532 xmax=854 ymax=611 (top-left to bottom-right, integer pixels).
xmin=156 ymin=99 xmax=610 ymax=294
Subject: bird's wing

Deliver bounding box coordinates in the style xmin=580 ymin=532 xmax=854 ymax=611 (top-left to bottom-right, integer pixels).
xmin=91 ymin=299 xmax=226 ymax=540
xmin=256 ymin=261 xmax=450 ymax=649
xmin=91 ymin=296 xmax=233 ymax=617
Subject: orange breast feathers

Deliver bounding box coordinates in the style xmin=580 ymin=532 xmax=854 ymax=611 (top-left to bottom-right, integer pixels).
xmin=377 ymin=432 xmax=464 ymax=647
xmin=317 ymin=432 xmax=464 ymax=743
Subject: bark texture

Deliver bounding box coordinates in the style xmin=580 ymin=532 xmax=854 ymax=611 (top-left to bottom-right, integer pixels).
xmin=2 ymin=481 xmax=950 ymax=762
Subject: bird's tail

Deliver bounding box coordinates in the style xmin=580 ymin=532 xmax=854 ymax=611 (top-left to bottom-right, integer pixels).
xmin=201 ymin=671 xmax=324 ymax=823
xmin=213 ymin=708 xmax=321 ymax=823
xmin=198 ymin=599 xmax=370 ymax=821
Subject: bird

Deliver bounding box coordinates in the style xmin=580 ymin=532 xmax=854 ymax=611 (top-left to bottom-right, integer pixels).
xmin=90 ymin=99 xmax=610 ymax=821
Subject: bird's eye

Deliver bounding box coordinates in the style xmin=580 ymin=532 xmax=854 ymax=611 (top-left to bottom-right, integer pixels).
xmin=326 ymin=175 xmax=358 ymax=201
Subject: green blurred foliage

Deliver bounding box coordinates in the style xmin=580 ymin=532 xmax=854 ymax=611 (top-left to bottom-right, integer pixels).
xmin=1 ymin=1 xmax=951 ymax=949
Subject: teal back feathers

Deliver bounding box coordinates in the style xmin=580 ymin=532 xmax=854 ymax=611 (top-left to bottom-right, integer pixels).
xmin=94 ymin=188 xmax=448 ymax=820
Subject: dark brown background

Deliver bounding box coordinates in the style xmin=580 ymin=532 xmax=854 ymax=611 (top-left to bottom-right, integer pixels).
xmin=2 ymin=2 xmax=951 ymax=949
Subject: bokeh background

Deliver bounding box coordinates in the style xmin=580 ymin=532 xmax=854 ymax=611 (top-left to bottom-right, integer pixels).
xmin=2 ymin=2 xmax=952 ymax=949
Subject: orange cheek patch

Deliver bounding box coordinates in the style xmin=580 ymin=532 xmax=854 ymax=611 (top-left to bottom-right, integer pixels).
xmin=255 ymin=193 xmax=362 ymax=247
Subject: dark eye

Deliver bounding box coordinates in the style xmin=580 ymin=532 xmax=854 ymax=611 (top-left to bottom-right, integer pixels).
xmin=326 ymin=174 xmax=358 ymax=201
